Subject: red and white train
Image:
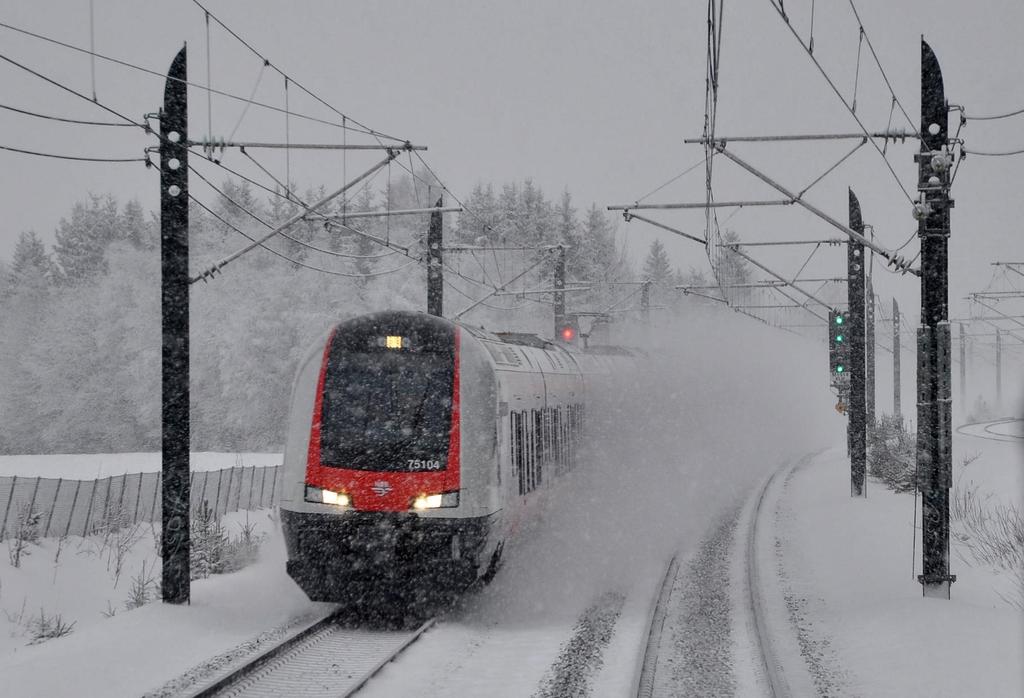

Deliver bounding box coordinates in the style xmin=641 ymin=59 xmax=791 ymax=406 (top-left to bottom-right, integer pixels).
xmin=279 ymin=310 xmax=634 ymax=603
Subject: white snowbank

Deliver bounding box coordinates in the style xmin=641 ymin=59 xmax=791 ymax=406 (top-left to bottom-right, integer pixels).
xmin=0 ymin=452 xmax=282 ymax=479
xmin=774 ymin=449 xmax=1024 ymax=697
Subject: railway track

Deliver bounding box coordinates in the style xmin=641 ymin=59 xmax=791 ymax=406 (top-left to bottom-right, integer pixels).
xmin=957 ymin=418 xmax=1024 ymax=443
xmin=189 ymin=612 xmax=434 ymax=698
xmin=632 ymin=555 xmax=680 ymax=698
xmin=634 ymin=459 xmax=804 ymax=697
xmin=745 ymin=465 xmax=793 ymax=697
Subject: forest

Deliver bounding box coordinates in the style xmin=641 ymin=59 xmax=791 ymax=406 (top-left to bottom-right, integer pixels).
xmin=0 ymin=173 xmax=705 ymax=454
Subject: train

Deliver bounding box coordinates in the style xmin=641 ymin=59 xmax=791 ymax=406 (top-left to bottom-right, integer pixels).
xmin=279 ymin=310 xmax=636 ymax=604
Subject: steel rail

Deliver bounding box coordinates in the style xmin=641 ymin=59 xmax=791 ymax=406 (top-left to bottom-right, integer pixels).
xmin=634 ymin=555 xmax=681 ymax=698
xmin=191 ymin=613 xmax=435 ymax=697
xmin=956 ymin=418 xmax=1024 ymax=443
xmin=747 ymin=462 xmax=799 ymax=698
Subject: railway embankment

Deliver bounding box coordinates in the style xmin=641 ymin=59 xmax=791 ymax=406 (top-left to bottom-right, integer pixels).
xmin=742 ymin=447 xmax=1023 ymax=697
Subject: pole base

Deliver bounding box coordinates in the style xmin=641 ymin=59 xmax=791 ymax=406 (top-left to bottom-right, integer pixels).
xmin=918 ymin=574 xmax=956 ymax=599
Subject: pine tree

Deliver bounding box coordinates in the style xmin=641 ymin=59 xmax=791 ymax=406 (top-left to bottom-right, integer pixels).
xmin=454 ymin=183 xmax=499 ymax=245
xmin=718 ymin=229 xmax=751 ymax=287
xmin=349 ymin=187 xmax=380 ymax=281
xmin=118 ymin=199 xmax=155 ymax=250
xmin=11 ymin=231 xmax=56 ymax=286
xmin=642 ymin=239 xmax=672 ymax=285
xmin=53 ymin=195 xmax=120 ymax=283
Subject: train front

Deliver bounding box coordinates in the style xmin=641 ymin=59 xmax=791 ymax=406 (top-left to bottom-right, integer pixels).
xmin=279 ymin=311 xmax=498 ymax=604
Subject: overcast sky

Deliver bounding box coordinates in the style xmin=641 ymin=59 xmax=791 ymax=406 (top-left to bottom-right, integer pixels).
xmin=2 ymin=0 xmax=1023 ymax=323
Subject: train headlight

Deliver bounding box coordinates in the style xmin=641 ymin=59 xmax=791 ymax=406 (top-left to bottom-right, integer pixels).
xmin=305 ymin=486 xmax=350 ymax=507
xmin=412 ymin=491 xmax=459 ymax=510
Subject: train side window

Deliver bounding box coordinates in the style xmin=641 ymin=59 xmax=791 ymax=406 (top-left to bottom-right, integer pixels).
xmin=511 ymin=412 xmax=521 ymax=496
xmin=551 ymin=407 xmax=562 ymax=476
xmin=523 ymin=409 xmax=532 ymax=494
xmin=517 ymin=411 xmax=526 ymax=496
xmin=534 ymin=409 xmax=544 ymax=487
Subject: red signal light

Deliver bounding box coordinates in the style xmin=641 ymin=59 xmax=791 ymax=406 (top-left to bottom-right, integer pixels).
xmin=560 ymin=326 xmax=576 ymax=342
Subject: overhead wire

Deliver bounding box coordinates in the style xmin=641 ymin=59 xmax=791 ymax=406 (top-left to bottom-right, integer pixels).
xmin=189 ymin=145 xmax=386 ymax=233
xmin=0 ymin=143 xmax=145 ymax=162
xmin=190 ymin=0 xmax=406 ymax=145
xmin=632 ymin=155 xmax=708 ymax=204
xmin=189 ymin=192 xmax=415 ymax=282
xmin=2 ymin=16 xmax=544 ymax=315
xmin=962 ymin=146 xmax=1024 ymax=158
xmin=964 ymin=106 xmax=1024 ymax=121
xmin=845 ymin=0 xmax=919 ymax=137
xmin=188 ymin=162 xmax=398 ymax=262
xmin=0 ymin=51 xmax=147 ymax=130
xmin=0 ymin=102 xmax=136 ymax=126
xmin=766 ymin=0 xmax=917 ymax=205
xmin=226 ymin=61 xmax=267 ymax=142
xmin=0 ymin=21 xmax=372 ymax=134
xmin=192 ymin=155 xmax=541 ymax=308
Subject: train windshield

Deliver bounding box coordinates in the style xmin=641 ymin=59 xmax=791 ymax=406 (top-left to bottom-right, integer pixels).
xmin=319 ymin=324 xmax=455 ymax=471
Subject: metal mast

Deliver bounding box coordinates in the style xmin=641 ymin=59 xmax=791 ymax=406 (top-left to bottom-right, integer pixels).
xmin=427 ymin=197 xmax=444 ymax=316
xmin=848 ymin=189 xmax=867 ymax=497
xmin=160 ymin=46 xmax=190 ymax=603
xmin=916 ymin=39 xmax=955 ymax=598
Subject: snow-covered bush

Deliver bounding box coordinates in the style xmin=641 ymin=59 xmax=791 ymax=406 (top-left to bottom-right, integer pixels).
xmin=190 ymin=503 xmax=267 ymax=580
xmin=125 ymin=559 xmax=160 ymax=610
xmin=27 ymin=608 xmax=75 ymax=644
xmin=190 ymin=500 xmax=228 ymax=580
xmin=951 ymin=478 xmax=1024 ymax=576
xmin=866 ymin=414 xmax=916 ymax=493
xmin=7 ymin=503 xmax=41 ymax=568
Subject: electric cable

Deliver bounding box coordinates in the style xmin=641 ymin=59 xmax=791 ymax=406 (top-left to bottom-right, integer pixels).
xmin=0 ymin=102 xmax=136 ymax=126
xmin=766 ymin=0 xmax=917 ymax=204
xmin=962 ymin=146 xmax=1024 ymax=157
xmin=0 ymin=144 xmax=145 ymax=162
xmin=188 ymin=162 xmax=398 ymax=261
xmin=964 ymin=106 xmax=1024 ymax=121
xmin=188 ymin=192 xmax=416 ymax=283
xmin=0 ymin=21 xmax=373 ymax=134
xmin=191 ymin=0 xmax=406 ymax=144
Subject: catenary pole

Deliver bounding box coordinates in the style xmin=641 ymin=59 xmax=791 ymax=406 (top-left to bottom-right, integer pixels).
xmin=553 ymin=245 xmax=566 ymax=336
xmin=894 ymin=298 xmax=902 ymax=419
xmin=866 ymin=275 xmax=876 ymax=426
xmin=427 ymin=197 xmax=443 ymax=316
xmin=917 ymin=39 xmax=955 ymax=599
xmin=848 ymin=189 xmax=867 ymax=497
xmin=160 ymin=46 xmax=190 ymax=603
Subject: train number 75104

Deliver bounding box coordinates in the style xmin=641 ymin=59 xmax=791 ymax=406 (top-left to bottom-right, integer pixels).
xmin=406 ymin=459 xmax=443 ymax=471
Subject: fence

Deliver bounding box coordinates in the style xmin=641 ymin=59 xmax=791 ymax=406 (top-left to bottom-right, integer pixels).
xmin=0 ymin=465 xmax=282 ymax=540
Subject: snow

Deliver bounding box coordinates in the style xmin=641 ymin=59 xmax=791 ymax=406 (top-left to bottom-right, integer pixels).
xmin=0 ymin=452 xmax=281 ymax=479
xmin=768 ymin=448 xmax=1024 ymax=697
xmin=0 ymin=322 xmax=1019 ymax=696
xmin=0 ymin=511 xmax=328 ymax=697
xmin=5 ymin=442 xmax=1018 ymax=697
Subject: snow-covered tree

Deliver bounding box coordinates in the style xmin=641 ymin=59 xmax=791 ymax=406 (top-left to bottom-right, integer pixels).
xmin=642 ymin=239 xmax=672 ymax=285
xmin=11 ymin=231 xmax=56 ymax=286
xmin=53 ymin=194 xmax=120 ymax=283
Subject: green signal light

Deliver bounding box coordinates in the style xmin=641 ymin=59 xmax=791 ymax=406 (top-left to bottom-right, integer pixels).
xmin=835 ymin=315 xmax=845 ymax=325
xmin=836 ymin=365 xmax=845 ymax=373
xmin=836 ymin=334 xmax=844 ymax=343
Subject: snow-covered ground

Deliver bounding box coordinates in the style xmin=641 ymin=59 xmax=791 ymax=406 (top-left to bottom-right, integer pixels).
xmin=4 ymin=433 xmax=1015 ymax=691
xmin=3 ymin=437 xmax=1018 ymax=697
xmin=0 ymin=318 xmax=1018 ymax=696
xmin=764 ymin=447 xmax=1023 ymax=697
